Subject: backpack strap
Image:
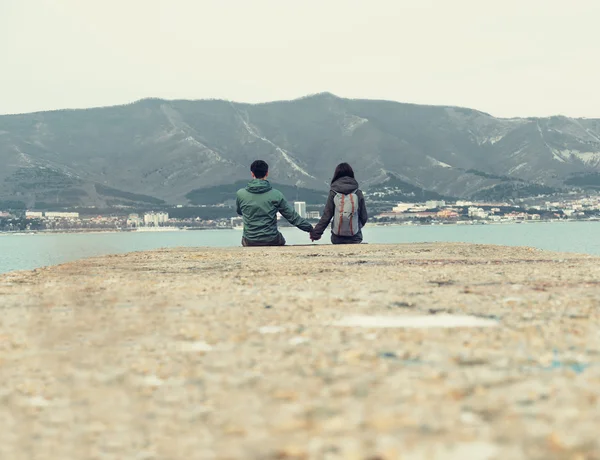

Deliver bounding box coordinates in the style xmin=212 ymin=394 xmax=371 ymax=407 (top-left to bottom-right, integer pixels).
xmin=337 ymin=193 xmax=345 ymax=233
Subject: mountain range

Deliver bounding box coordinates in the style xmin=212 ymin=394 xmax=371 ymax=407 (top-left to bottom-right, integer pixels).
xmin=2 ymin=92 xmax=600 ymax=209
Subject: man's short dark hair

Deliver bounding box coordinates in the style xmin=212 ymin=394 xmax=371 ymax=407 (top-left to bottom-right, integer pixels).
xmin=251 ymin=160 xmax=269 ymax=179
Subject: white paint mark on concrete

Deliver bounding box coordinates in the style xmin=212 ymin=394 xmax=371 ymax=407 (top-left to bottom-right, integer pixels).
xmin=288 ymin=336 xmax=309 ymax=345
xmin=259 ymin=326 xmax=285 ymax=334
xmin=178 ymin=341 xmax=213 ymax=352
xmin=404 ymin=441 xmax=499 ymax=460
xmin=28 ymin=396 xmax=51 ymax=407
xmin=502 ymin=297 xmax=524 ymax=304
xmin=333 ymin=315 xmax=498 ymax=329
xmin=140 ymin=375 xmax=164 ymax=387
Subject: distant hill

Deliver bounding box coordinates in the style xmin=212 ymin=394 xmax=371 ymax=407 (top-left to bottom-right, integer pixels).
xmin=565 ymin=172 xmax=600 ymax=189
xmin=1 ymin=93 xmax=599 ymax=208
xmin=367 ymin=173 xmax=456 ymax=203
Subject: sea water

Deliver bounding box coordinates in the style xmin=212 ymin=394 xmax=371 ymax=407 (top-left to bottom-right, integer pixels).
xmin=0 ymin=221 xmax=598 ymax=274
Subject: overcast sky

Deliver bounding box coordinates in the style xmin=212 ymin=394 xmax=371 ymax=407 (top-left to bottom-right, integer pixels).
xmin=1 ymin=0 xmax=599 ymax=118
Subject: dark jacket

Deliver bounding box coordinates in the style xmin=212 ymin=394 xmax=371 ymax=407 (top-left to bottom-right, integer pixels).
xmin=311 ymin=176 xmax=368 ymax=244
xmin=236 ymin=179 xmax=313 ymax=242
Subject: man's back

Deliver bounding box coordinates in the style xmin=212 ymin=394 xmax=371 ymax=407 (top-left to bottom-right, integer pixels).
xmin=236 ymin=179 xmax=312 ymax=244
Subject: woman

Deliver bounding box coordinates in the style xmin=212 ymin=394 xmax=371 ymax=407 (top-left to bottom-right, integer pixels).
xmin=310 ymin=163 xmax=368 ymax=244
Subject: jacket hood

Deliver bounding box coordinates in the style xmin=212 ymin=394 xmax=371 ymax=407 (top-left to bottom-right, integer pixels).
xmin=331 ymin=176 xmax=359 ymax=194
xmin=246 ymin=178 xmax=273 ymax=194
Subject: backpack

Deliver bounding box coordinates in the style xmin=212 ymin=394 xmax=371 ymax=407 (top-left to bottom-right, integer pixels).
xmin=332 ymin=190 xmax=360 ymax=236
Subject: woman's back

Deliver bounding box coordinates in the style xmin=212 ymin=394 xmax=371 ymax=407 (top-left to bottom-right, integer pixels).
xmin=311 ymin=167 xmax=368 ymax=244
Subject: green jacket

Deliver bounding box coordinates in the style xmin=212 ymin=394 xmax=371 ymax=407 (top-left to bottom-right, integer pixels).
xmin=236 ymin=179 xmax=313 ymax=242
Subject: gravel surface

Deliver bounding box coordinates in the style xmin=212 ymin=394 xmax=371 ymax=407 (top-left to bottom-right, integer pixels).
xmin=0 ymin=243 xmax=599 ymax=460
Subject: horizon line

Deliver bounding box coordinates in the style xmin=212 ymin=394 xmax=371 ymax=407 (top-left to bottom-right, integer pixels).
xmin=0 ymin=92 xmax=594 ymax=121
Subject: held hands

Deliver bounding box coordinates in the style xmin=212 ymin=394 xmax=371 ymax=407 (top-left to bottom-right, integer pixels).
xmin=309 ymin=230 xmax=321 ymax=242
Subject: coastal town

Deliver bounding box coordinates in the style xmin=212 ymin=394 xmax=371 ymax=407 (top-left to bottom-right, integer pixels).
xmin=1 ymin=194 xmax=600 ymax=232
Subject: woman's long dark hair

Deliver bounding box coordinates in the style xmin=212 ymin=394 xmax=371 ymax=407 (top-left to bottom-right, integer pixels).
xmin=331 ymin=163 xmax=355 ymax=184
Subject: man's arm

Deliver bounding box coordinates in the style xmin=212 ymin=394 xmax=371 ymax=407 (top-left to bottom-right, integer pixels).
xmin=236 ymin=195 xmax=242 ymax=216
xmin=358 ymin=190 xmax=368 ymax=226
xmin=311 ymin=191 xmax=335 ymax=239
xmin=277 ymin=196 xmax=313 ymax=232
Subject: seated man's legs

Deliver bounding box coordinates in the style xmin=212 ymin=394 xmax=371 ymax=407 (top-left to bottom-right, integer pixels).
xmin=242 ymin=232 xmax=286 ymax=247
xmin=275 ymin=232 xmax=286 ymax=246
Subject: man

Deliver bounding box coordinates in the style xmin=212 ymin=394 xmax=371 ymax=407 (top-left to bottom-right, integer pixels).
xmin=236 ymin=160 xmax=313 ymax=246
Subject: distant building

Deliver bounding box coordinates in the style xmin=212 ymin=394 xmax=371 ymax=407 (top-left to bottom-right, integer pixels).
xmin=437 ymin=209 xmax=458 ymax=219
xmin=294 ymin=202 xmax=307 ymax=219
xmin=468 ymin=207 xmax=488 ymax=219
xmin=506 ymin=212 xmax=527 ymax=220
xmin=425 ymin=200 xmax=446 ymax=209
xmin=143 ymin=212 xmax=169 ymax=227
xmin=306 ymin=211 xmax=321 ymax=220
xmin=376 ymin=212 xmax=405 ymax=220
xmin=392 ymin=203 xmax=415 ymax=213
xmin=45 ymin=212 xmax=79 ymax=219
xmin=127 ymin=213 xmax=142 ymax=227
xmin=26 ymin=211 xmax=44 ymax=218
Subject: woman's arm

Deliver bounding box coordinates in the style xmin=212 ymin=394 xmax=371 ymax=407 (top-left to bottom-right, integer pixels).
xmin=311 ymin=191 xmax=335 ymax=239
xmin=358 ymin=190 xmax=368 ymax=226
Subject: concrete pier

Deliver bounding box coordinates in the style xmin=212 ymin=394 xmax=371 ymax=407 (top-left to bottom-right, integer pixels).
xmin=0 ymin=243 xmax=599 ymax=459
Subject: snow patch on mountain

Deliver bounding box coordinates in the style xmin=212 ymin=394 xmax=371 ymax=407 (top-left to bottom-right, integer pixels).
xmin=182 ymin=136 xmax=204 ymax=148
xmin=151 ymin=128 xmax=179 ymax=143
xmin=174 ymin=136 xmax=228 ymax=165
xmin=487 ymin=135 xmax=504 ymax=145
xmin=426 ymin=156 xmax=452 ymax=168
xmin=509 ymin=162 xmax=528 ymax=174
xmin=510 ymin=147 xmax=526 ymax=157
xmin=469 ymin=132 xmax=506 ymax=146
xmin=584 ymin=129 xmax=600 ymax=143
xmin=575 ymin=152 xmax=600 ymax=165
xmin=552 ymin=151 xmax=567 ymax=163
xmin=341 ymin=115 xmax=368 ymax=135
xmin=231 ymin=104 xmax=315 ymax=179
xmin=161 ymin=104 xmax=191 ymax=132
xmin=552 ymin=149 xmax=600 ymax=166
xmin=536 ymin=122 xmax=566 ymax=163
xmin=14 ymin=146 xmax=34 ymax=166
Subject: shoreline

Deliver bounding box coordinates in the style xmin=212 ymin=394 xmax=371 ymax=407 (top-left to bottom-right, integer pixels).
xmin=0 ymin=227 xmax=236 ymax=236
xmin=1 ymin=217 xmax=598 ymax=236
